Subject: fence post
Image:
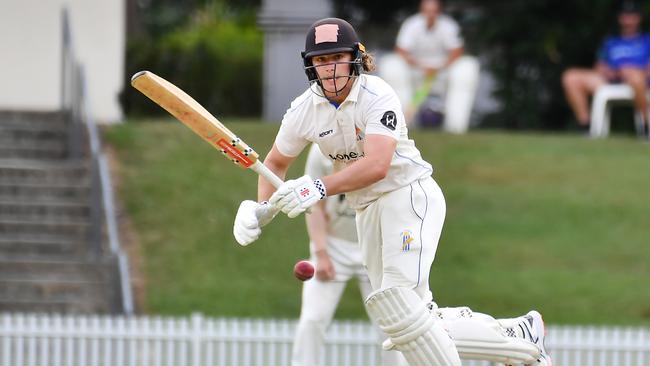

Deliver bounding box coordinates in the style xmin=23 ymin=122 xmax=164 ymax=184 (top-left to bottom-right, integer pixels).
xmin=191 ymin=313 xmax=203 ymax=366
xmin=2 ymin=314 xmax=11 ymax=366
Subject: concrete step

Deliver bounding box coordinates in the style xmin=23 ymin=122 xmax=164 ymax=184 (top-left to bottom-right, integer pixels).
xmin=0 ymin=280 xmax=112 ymax=314
xmin=0 ymin=199 xmax=90 ymax=221
xmin=0 ymin=127 xmax=67 ymax=143
xmin=0 ymin=235 xmax=85 ymax=259
xmin=0 ymin=256 xmax=117 ymax=314
xmin=0 ymin=127 xmax=69 ymax=145
xmin=0 ymin=110 xmax=68 ymax=143
xmin=0 ymin=259 xmax=110 ymax=282
xmin=0 ymin=140 xmax=67 ymax=160
xmin=0 ymin=219 xmax=90 ymax=238
xmin=0 ymin=111 xmax=67 ymax=127
xmin=0 ymin=158 xmax=89 ymax=185
xmin=0 ymin=182 xmax=90 ymax=201
xmin=0 ymin=299 xmax=109 ymax=314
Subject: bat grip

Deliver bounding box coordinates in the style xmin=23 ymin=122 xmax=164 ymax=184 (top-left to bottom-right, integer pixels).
xmin=250 ymin=160 xmax=284 ymax=188
xmin=251 ymin=160 xmax=312 ymax=215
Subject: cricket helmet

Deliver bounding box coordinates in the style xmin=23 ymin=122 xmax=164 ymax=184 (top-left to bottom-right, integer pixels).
xmin=301 ymin=18 xmax=365 ymax=84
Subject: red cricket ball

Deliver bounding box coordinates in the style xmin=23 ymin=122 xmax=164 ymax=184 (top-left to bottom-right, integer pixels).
xmin=293 ymin=260 xmax=315 ymax=281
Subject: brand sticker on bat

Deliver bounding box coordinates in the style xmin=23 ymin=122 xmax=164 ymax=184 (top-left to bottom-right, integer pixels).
xmin=216 ymin=138 xmax=254 ymax=167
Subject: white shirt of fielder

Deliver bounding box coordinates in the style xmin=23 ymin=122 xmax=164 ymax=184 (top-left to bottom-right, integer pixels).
xmin=396 ymin=13 xmax=464 ymax=69
xmin=275 ymin=73 xmax=432 ymax=210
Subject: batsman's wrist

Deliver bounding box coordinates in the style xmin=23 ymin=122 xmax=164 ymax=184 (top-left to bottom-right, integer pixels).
xmin=314 ymin=178 xmax=327 ymax=200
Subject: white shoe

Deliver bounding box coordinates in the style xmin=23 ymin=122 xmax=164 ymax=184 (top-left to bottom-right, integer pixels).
xmin=522 ymin=310 xmax=552 ymax=366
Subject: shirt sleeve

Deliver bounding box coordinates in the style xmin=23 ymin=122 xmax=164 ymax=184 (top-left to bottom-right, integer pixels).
xmin=304 ymin=144 xmax=330 ymax=178
xmin=364 ymin=91 xmax=404 ymax=140
xmin=274 ymin=111 xmax=310 ymax=158
xmin=442 ymin=18 xmax=464 ymax=50
xmin=396 ymin=17 xmax=416 ymax=50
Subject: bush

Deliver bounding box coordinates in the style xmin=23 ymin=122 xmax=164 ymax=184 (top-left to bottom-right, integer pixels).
xmin=123 ymin=8 xmax=263 ymax=117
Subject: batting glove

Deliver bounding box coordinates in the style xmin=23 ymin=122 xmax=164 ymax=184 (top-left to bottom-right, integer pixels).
xmin=233 ymin=200 xmax=279 ymax=246
xmin=269 ymin=175 xmax=326 ymax=218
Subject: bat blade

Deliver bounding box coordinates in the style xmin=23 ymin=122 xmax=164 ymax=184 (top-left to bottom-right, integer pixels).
xmin=130 ymin=70 xmax=283 ymax=187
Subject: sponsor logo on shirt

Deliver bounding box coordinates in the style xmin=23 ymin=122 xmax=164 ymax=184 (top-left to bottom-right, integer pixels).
xmin=328 ymin=151 xmax=365 ymax=161
xmin=401 ymin=230 xmax=414 ymax=252
xmin=319 ymin=129 xmax=334 ymax=138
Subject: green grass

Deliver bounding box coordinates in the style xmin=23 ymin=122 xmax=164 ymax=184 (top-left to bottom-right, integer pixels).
xmin=105 ymin=119 xmax=650 ymax=325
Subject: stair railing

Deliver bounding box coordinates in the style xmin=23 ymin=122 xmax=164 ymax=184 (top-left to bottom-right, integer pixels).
xmin=60 ymin=8 xmax=134 ymax=315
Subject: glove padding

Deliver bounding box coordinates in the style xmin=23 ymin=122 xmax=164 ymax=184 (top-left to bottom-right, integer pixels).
xmin=269 ymin=175 xmax=325 ymax=218
xmin=233 ymin=200 xmax=279 ymax=246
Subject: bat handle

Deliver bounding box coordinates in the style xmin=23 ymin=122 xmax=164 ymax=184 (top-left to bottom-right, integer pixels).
xmin=251 ymin=160 xmax=312 ymax=215
xmin=250 ymin=160 xmax=284 ymax=188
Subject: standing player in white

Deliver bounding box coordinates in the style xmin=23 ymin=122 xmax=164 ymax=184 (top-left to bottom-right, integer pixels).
xmin=292 ymin=143 xmax=407 ymax=366
xmin=233 ymin=17 xmax=552 ymax=366
xmin=380 ymin=0 xmax=480 ymax=132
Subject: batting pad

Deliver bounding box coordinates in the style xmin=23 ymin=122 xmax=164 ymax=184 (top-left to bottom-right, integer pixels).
xmin=433 ymin=307 xmax=541 ymax=365
xmin=365 ymin=287 xmax=461 ymax=366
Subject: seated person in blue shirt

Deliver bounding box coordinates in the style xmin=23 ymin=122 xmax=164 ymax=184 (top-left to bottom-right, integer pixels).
xmin=562 ymin=1 xmax=650 ymax=138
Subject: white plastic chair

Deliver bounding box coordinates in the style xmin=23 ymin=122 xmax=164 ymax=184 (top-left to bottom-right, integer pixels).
xmin=589 ymin=84 xmax=647 ymax=138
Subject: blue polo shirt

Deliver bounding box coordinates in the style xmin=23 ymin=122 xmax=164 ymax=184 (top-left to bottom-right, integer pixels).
xmin=598 ymin=33 xmax=650 ymax=70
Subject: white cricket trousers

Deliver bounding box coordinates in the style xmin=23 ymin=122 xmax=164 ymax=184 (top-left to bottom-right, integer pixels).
xmin=356 ymin=176 xmax=446 ymax=303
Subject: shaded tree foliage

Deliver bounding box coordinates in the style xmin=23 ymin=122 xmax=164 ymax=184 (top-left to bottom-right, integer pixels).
xmin=469 ymin=0 xmax=624 ymax=129
xmin=126 ymin=0 xmax=648 ymax=127
xmin=123 ymin=0 xmax=263 ymax=117
xmin=132 ymin=0 xmax=261 ymax=39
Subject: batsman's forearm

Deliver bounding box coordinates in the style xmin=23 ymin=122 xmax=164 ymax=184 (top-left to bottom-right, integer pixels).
xmin=395 ymin=47 xmax=419 ymax=67
xmin=322 ymin=135 xmax=394 ymax=196
xmin=444 ymin=47 xmax=464 ymax=68
xmin=305 ymin=202 xmax=328 ymax=254
xmin=322 ymin=156 xmax=388 ymax=196
xmin=258 ymin=144 xmax=295 ymax=201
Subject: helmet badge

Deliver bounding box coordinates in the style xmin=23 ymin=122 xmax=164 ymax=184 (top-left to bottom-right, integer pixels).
xmin=314 ymin=24 xmax=339 ymax=44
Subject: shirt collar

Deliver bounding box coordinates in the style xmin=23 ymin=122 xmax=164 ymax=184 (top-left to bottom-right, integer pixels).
xmin=311 ymin=76 xmax=363 ymax=106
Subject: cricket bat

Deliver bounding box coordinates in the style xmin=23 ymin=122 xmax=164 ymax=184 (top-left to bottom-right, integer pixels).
xmin=130 ymin=70 xmax=284 ymax=188
xmin=405 ymin=73 xmax=436 ymax=125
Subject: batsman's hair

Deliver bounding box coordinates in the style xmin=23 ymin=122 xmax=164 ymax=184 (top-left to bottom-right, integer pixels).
xmin=361 ymin=51 xmax=375 ymax=73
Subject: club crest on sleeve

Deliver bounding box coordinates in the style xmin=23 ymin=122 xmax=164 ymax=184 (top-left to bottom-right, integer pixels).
xmin=380 ymin=111 xmax=397 ymax=130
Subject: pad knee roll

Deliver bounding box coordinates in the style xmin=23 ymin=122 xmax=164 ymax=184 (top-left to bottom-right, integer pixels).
xmin=365 ymin=287 xmax=461 ymax=366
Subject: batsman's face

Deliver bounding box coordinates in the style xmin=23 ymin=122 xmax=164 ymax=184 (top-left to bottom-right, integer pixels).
xmin=311 ymin=52 xmax=353 ymax=93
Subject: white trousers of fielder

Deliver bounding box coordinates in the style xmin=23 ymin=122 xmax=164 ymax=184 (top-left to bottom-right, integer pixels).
xmin=291 ymin=237 xmax=408 ymax=366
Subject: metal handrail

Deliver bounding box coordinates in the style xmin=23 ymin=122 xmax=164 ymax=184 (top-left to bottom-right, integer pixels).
xmin=61 ymin=8 xmax=134 ymax=315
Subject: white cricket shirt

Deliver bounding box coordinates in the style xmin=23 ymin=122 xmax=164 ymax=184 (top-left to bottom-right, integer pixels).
xmin=396 ymin=14 xmax=463 ymax=69
xmin=305 ymin=143 xmax=357 ymax=243
xmin=275 ymin=74 xmax=433 ymax=209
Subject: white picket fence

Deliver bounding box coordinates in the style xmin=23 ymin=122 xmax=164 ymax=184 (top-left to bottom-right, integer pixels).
xmin=1 ymin=313 xmax=649 ymax=366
